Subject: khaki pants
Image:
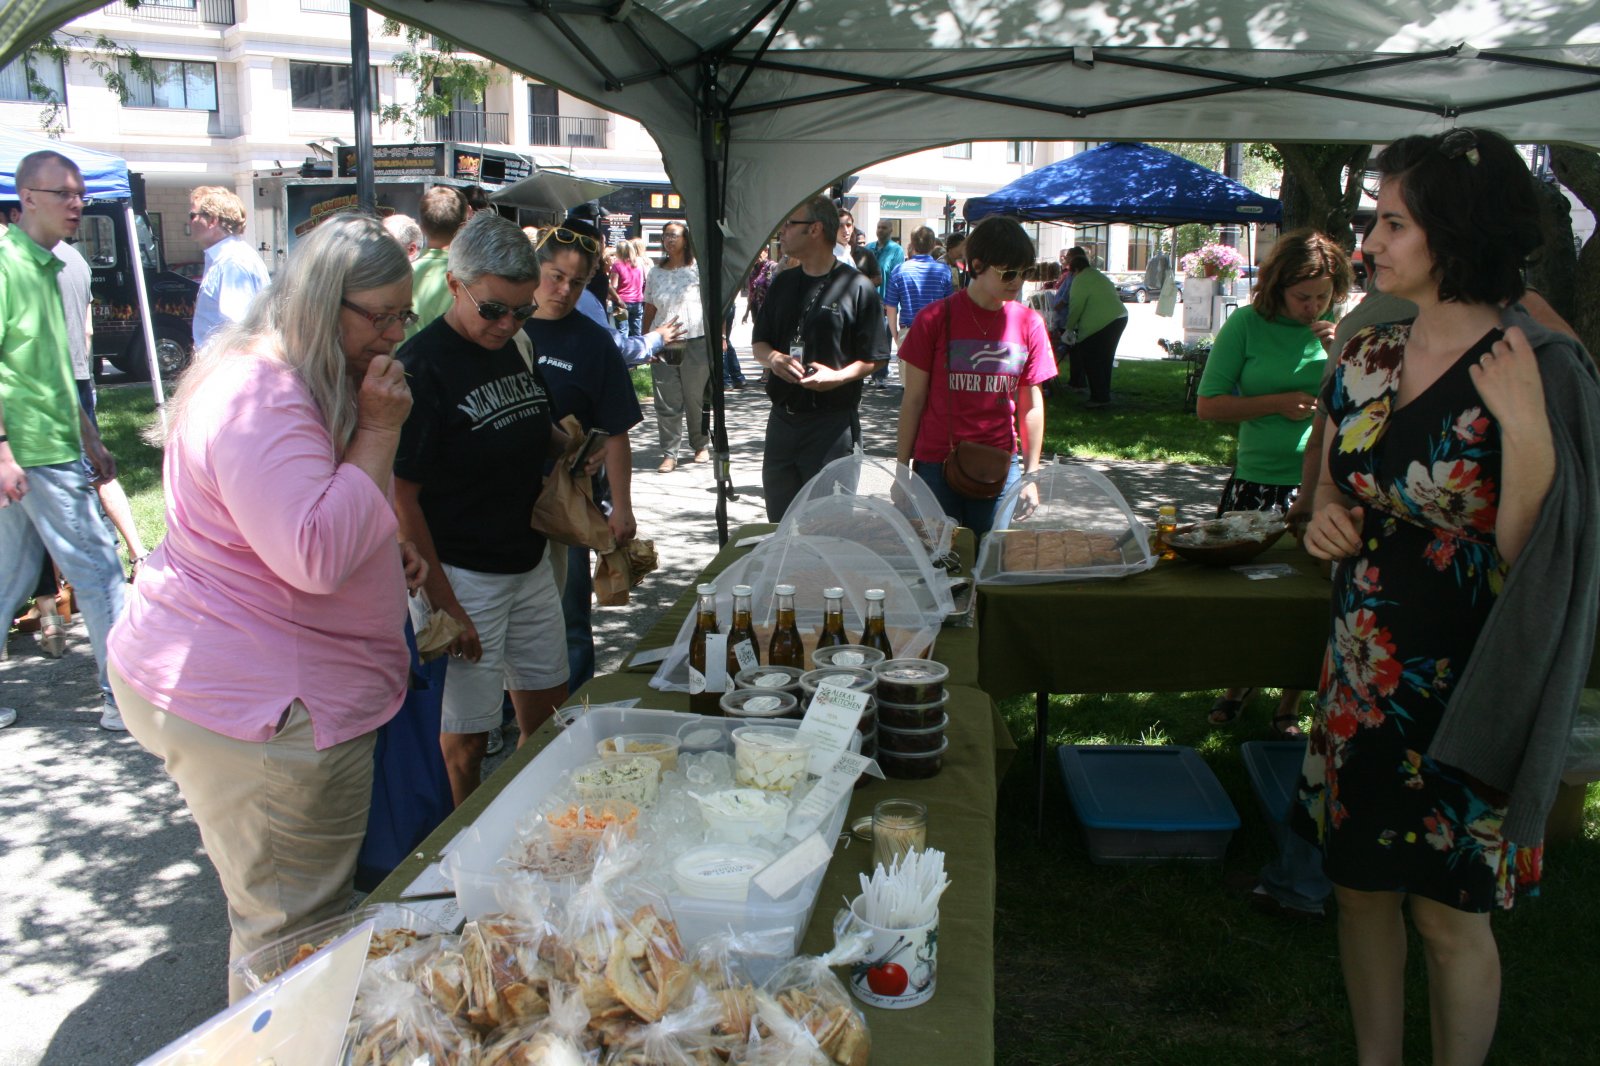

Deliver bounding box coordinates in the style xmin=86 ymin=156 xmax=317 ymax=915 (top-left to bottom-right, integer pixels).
xmin=110 ymin=666 xmax=376 ymax=1002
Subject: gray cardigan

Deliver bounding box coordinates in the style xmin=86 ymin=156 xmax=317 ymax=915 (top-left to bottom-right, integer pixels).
xmin=1429 ymin=303 xmax=1600 ymax=845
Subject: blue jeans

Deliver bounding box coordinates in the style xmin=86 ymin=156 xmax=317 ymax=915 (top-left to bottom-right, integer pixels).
xmin=911 ymin=456 xmax=1021 ymax=537
xmin=624 ymin=302 xmax=644 ymax=338
xmin=722 ymin=339 xmax=746 ymax=386
xmin=563 ymin=542 xmax=596 ymax=692
xmin=0 ymin=461 xmax=127 ymax=708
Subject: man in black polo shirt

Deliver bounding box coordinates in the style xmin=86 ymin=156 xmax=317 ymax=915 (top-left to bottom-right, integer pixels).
xmin=753 ymin=194 xmax=888 ymax=520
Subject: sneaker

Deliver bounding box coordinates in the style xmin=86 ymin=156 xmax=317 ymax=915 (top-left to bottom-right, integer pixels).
xmin=0 ymin=707 xmax=16 ymax=729
xmin=99 ymin=705 xmax=127 ymax=732
xmin=485 ymin=726 xmax=505 ymax=756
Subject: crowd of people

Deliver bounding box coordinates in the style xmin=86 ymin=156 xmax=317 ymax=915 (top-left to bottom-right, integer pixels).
xmin=3 ymin=129 xmax=1598 ymax=1066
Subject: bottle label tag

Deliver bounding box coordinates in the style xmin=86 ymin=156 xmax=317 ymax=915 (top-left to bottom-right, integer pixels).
xmin=704 ymin=633 xmax=729 ymax=692
xmin=688 ymin=665 xmax=706 ymax=694
xmin=733 ymin=639 xmax=760 ymax=672
xmin=752 ymin=831 xmax=831 ymax=901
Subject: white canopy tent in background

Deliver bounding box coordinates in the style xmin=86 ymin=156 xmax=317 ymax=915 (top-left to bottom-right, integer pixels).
xmin=6 ymin=1 xmax=1597 ymax=537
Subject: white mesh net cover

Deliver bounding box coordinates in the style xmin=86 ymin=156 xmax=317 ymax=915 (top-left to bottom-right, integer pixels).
xmin=650 ymin=534 xmax=947 ymax=693
xmin=974 ymin=462 xmax=1156 ymax=585
xmin=779 ymin=449 xmax=957 ymax=563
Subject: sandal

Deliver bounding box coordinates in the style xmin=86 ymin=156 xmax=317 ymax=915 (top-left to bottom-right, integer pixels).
xmin=1271 ymin=713 xmax=1305 ymax=739
xmin=38 ymin=613 xmax=67 ymax=659
xmin=1207 ymin=687 xmax=1256 ymax=726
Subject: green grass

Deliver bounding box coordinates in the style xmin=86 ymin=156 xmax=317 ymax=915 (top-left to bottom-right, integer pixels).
xmin=994 ymin=690 xmax=1600 ymax=1065
xmin=95 ymin=384 xmax=170 ymax=564
xmin=1044 ymin=359 xmax=1239 ymax=466
xmin=630 ymin=365 xmax=652 ymax=401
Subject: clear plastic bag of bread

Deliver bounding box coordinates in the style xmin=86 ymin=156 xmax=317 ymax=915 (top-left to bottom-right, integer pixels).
xmin=599 ymin=988 xmax=732 ymax=1065
xmin=729 ymin=989 xmax=833 ymax=1065
xmin=478 ymin=980 xmax=601 ymax=1066
xmin=759 ymin=916 xmax=873 ymax=1066
xmin=457 ymin=871 xmax=566 ymax=1037
xmin=344 ymin=972 xmax=478 ymax=1065
xmin=351 ymin=931 xmax=475 ymax=1033
xmin=685 ymin=926 xmax=797 ymax=1049
xmin=554 ymin=831 xmax=690 ymax=1049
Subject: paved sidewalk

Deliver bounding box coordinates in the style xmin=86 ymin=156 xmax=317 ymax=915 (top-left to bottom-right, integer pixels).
xmin=0 ymin=302 xmax=1227 ymax=1063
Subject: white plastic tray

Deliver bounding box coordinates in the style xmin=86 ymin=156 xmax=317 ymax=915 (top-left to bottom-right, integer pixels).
xmin=445 ymin=707 xmax=857 ymax=960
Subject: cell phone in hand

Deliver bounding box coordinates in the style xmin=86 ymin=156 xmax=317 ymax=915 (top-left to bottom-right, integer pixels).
xmin=569 ymin=428 xmax=610 ymax=475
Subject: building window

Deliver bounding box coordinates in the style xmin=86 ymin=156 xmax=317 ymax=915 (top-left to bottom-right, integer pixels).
xmin=0 ymin=54 xmax=65 ymax=103
xmin=1127 ymin=225 xmax=1162 ymax=272
xmin=1076 ymin=224 xmax=1109 ymax=269
xmin=1006 ymin=140 xmax=1034 ymax=165
xmin=943 ymin=143 xmax=972 ymax=160
xmin=290 ymin=61 xmax=377 ymax=111
xmin=118 ymin=58 xmax=217 ymax=111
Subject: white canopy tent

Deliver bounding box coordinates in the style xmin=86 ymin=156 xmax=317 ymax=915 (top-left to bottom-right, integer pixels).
xmin=7 ymin=1 xmax=1597 ymax=536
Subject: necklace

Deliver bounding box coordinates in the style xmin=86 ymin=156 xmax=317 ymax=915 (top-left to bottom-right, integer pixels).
xmin=967 ymin=293 xmax=1003 ymax=341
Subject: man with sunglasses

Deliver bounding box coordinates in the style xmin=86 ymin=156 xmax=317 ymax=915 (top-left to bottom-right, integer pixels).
xmin=189 ymin=186 xmax=270 ymax=348
xmin=753 ymin=194 xmax=889 ymax=520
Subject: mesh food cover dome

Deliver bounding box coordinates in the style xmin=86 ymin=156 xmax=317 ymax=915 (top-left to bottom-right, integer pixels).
xmin=777 ymin=492 xmax=956 ymax=618
xmin=781 ymin=449 xmax=956 ymax=562
xmin=975 ymin=462 xmax=1156 ymax=585
xmin=651 ymin=534 xmax=946 ymax=693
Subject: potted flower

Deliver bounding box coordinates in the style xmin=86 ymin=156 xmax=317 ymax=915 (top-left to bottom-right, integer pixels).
xmin=1178 ymin=243 xmax=1245 ymax=281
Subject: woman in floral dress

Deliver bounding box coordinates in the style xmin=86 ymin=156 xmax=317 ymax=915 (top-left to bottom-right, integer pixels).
xmin=1298 ymin=129 xmax=1600 ymax=1065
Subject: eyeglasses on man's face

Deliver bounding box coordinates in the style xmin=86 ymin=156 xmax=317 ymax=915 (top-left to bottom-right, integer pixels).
xmin=29 ymin=187 xmax=84 ymax=206
xmin=341 ymin=299 xmax=420 ymax=332
xmin=462 ymin=280 xmax=537 ymax=322
xmin=783 ymin=217 xmax=814 ymax=229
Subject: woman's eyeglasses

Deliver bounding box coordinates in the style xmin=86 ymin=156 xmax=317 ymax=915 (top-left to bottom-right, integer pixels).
xmin=341 ymin=300 xmax=420 ymax=332
xmin=462 ymin=281 xmax=537 ymax=322
xmin=538 ymin=227 xmax=601 ymax=255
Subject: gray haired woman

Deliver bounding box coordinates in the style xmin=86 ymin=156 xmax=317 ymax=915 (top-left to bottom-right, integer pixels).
xmin=392 ymin=211 xmax=576 ymax=806
xmin=107 ymin=214 xmax=425 ymax=999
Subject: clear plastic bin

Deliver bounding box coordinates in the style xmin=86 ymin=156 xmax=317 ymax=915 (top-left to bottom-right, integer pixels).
xmin=229 ymin=903 xmax=447 ymax=993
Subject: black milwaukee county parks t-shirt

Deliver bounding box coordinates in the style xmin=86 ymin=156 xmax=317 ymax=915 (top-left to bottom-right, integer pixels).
xmin=754 ymin=261 xmax=888 ymax=413
xmin=395 ymin=316 xmax=554 ymax=574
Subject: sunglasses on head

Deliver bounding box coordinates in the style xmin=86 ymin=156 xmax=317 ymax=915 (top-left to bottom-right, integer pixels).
xmin=538 ymin=227 xmax=601 ymax=255
xmin=462 ymin=280 xmax=536 ymax=322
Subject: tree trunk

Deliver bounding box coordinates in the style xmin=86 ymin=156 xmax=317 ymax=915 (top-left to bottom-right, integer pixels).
xmin=1273 ymin=143 xmax=1370 ymax=251
xmin=1549 ymin=146 xmax=1600 ymax=357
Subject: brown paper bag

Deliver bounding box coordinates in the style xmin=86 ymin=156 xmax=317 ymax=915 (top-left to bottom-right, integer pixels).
xmin=531 ymin=415 xmax=616 ymax=554
xmin=593 ymin=539 xmax=658 ymax=607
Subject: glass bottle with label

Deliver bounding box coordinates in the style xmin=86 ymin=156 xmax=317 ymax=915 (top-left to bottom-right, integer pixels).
xmin=767 ymin=583 xmax=806 ymax=668
xmin=1155 ymin=505 xmax=1177 ymax=561
xmin=688 ymin=583 xmax=721 ymax=713
xmin=813 ymin=587 xmax=849 ymax=664
xmin=726 ymin=583 xmax=761 ymax=675
xmin=858 ymin=588 xmax=894 ymax=656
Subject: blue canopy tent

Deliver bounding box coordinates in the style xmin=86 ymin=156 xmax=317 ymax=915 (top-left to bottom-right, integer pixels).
xmin=0 ymin=125 xmax=164 ymax=418
xmin=964 ymin=141 xmax=1282 ymax=226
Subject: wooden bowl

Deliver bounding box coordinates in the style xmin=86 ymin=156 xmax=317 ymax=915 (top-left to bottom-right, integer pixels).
xmin=1167 ymin=521 xmax=1286 ymax=566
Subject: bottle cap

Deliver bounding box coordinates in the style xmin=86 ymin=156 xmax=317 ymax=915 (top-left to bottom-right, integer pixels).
xmin=697 ymin=583 xmax=718 ymax=595
xmin=774 ymin=583 xmax=796 ymax=596
xmin=864 ymin=588 xmax=886 ymax=601
xmin=732 ymin=584 xmax=753 ymax=597
xmin=1158 ymin=505 xmax=1176 ymax=515
xmin=824 ymin=587 xmax=844 ymax=599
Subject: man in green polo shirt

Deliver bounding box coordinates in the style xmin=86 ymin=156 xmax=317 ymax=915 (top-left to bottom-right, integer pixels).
xmin=404 ymin=185 xmax=468 ymax=339
xmin=0 ymin=150 xmax=127 ymax=731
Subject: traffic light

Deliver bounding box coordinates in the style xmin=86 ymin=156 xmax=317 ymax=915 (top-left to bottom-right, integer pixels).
xmin=943 ymin=195 xmax=956 ymax=221
xmin=830 ymin=175 xmax=860 ymax=213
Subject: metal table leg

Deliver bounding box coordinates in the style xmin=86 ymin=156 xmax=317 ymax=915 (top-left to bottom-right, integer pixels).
xmin=1035 ymin=690 xmax=1050 ymax=837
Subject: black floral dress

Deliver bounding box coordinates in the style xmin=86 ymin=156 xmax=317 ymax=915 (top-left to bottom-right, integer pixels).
xmin=1291 ymin=322 xmax=1541 ymax=912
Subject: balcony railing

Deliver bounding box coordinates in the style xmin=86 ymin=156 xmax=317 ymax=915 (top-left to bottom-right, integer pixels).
xmin=430 ymin=110 xmax=510 ymax=145
xmin=300 ymin=0 xmax=349 ymax=12
xmin=102 ymin=0 xmax=235 ymax=26
xmin=528 ymin=114 xmax=608 ymax=149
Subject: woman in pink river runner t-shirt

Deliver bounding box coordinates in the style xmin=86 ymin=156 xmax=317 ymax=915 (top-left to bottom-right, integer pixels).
xmin=895 ymin=215 xmax=1057 ymax=535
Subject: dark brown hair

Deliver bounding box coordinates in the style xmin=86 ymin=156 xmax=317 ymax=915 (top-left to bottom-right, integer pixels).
xmin=963 ymin=216 xmax=1035 ymax=276
xmin=1252 ymin=229 xmax=1353 ymax=320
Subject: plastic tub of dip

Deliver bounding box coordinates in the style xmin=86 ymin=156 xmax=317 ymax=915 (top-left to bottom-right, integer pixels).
xmin=732 ymin=727 xmax=812 ymax=793
xmin=721 ymin=688 xmax=800 ymax=721
xmin=571 ymin=756 xmax=660 ymax=806
xmin=878 ymin=689 xmax=949 ymax=729
xmin=596 ymin=733 xmax=682 ymax=773
xmin=735 ymin=664 xmax=805 ymax=696
xmin=695 ymin=787 xmax=793 ymax=844
xmin=879 ymin=737 xmax=949 ymax=780
xmin=799 ymin=666 xmax=878 ymax=701
xmin=873 ymin=659 xmax=950 ymax=706
xmin=811 ymin=644 xmax=888 ymax=670
xmin=671 ymin=843 xmax=775 ymax=902
xmin=878 ymin=712 xmax=949 ymax=754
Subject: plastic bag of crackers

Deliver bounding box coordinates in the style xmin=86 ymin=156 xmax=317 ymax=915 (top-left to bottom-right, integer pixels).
xmin=478 ymin=979 xmax=600 ymax=1066
xmin=757 ymin=917 xmax=873 ymax=1066
xmin=344 ymin=974 xmax=477 ymax=1065
xmin=455 ymin=873 xmax=566 ymax=1036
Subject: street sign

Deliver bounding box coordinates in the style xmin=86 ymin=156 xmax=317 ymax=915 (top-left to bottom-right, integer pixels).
xmin=880 ymin=194 xmax=923 ymax=212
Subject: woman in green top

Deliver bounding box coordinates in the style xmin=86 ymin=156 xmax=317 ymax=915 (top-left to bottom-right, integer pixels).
xmin=1197 ymin=229 xmax=1352 ymax=735
xmin=1063 ymin=250 xmax=1129 ymax=407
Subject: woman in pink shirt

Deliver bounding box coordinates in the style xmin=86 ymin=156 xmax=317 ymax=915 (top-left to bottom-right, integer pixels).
xmin=107 ymin=215 xmax=426 ymax=999
xmin=611 ymin=239 xmax=646 ymax=337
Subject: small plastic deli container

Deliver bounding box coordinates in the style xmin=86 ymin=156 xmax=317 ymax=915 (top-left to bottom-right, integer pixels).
xmin=878 ymin=712 xmax=949 ymax=754
xmin=811 ymin=645 xmax=888 ymax=670
xmin=695 ymin=787 xmax=793 ymax=844
xmin=799 ymin=666 xmax=878 ymax=701
xmin=878 ymin=689 xmax=949 ymax=729
xmin=571 ymin=756 xmax=660 ymax=806
xmin=735 ymin=664 xmax=805 ymax=696
xmin=879 ymin=737 xmax=949 ymax=780
xmin=720 ymin=688 xmax=800 ymax=721
xmin=732 ymin=727 xmax=812 ymax=793
xmin=672 ymin=843 xmax=775 ymax=902
xmin=596 ymin=732 xmax=682 ymax=773
xmin=544 ymin=802 xmax=640 ymax=854
xmin=873 ymin=659 xmax=950 ymax=706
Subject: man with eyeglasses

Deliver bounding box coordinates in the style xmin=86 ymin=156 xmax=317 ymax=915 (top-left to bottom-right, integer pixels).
xmin=188 ymin=185 xmax=270 ymax=348
xmin=0 ymin=151 xmax=128 ymax=730
xmin=753 ymin=194 xmax=889 ymax=520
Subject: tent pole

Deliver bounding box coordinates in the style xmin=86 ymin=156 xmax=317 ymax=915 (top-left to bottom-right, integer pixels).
xmin=350 ymin=4 xmax=376 ymax=214
xmin=125 ymin=203 xmax=166 ymax=430
xmin=701 ymin=65 xmax=732 ymax=546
